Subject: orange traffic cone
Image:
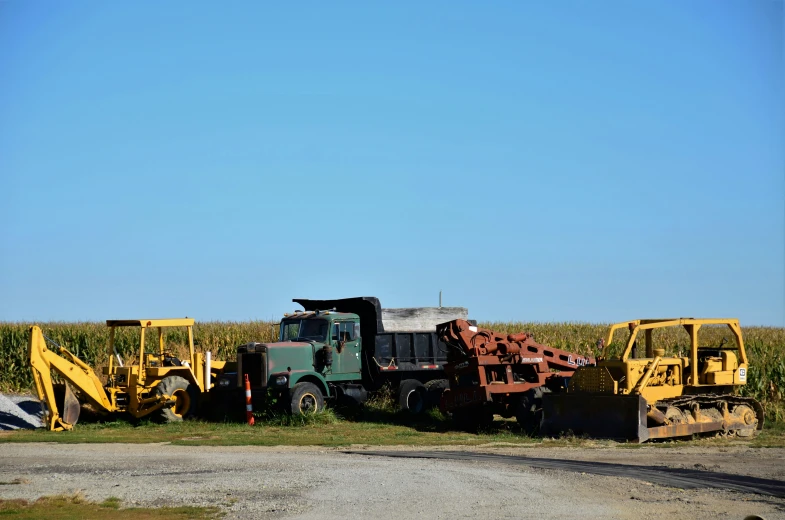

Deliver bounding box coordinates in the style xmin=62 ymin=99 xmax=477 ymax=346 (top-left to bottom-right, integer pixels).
xmin=244 ymin=374 xmax=254 ymax=426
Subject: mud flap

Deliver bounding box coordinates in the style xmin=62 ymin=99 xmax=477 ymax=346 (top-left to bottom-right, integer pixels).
xmin=542 ymin=393 xmax=649 ymax=442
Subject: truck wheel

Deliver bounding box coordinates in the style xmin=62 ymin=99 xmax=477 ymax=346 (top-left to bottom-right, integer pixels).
xmin=154 ymin=375 xmax=199 ymax=423
xmin=516 ymin=387 xmax=550 ymax=435
xmin=398 ymin=380 xmax=426 ymax=414
xmin=424 ymin=379 xmax=449 ymax=410
xmin=289 ymin=382 xmax=324 ymax=415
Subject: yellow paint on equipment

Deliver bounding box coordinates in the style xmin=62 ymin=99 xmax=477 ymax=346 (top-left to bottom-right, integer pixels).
xmin=28 ymin=318 xmax=231 ymax=431
xmin=543 ymin=318 xmax=764 ymax=442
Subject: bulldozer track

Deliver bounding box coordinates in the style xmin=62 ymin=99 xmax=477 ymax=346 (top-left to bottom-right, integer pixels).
xmin=662 ymin=395 xmax=764 ymax=417
xmin=345 ymin=450 xmax=785 ymax=498
xmin=659 ymin=394 xmax=765 ymax=431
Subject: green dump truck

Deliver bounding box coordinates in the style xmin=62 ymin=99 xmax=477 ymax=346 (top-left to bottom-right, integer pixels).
xmin=216 ymin=297 xmax=471 ymax=415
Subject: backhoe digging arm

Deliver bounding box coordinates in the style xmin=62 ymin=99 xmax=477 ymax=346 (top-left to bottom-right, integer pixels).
xmin=28 ymin=326 xmax=114 ymax=431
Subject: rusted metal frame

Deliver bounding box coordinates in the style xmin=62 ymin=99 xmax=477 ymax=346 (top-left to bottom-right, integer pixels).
xmin=439 ymin=320 xmax=594 ymax=369
xmin=446 ymin=382 xmax=540 ymax=409
xmin=444 ymin=388 xmax=485 ymax=409
xmin=444 ymin=362 xmax=547 ymax=410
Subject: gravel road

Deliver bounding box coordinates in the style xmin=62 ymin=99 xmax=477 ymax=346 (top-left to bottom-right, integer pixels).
xmin=0 ymin=443 xmax=782 ymax=519
xmin=353 ymin=450 xmax=785 ymax=497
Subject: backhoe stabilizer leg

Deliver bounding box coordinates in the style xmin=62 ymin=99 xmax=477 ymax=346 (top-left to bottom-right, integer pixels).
xmin=128 ymin=395 xmax=176 ymax=419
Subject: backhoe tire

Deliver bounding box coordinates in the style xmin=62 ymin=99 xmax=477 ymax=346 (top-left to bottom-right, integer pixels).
xmin=288 ymin=382 xmax=324 ymax=416
xmin=154 ymin=375 xmax=199 ymax=423
xmin=398 ymin=379 xmax=426 ymax=414
xmin=516 ymin=387 xmax=551 ymax=435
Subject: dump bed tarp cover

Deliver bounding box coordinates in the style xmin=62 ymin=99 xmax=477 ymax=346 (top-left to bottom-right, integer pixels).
xmin=381 ymin=307 xmax=468 ymax=332
xmin=292 ymin=297 xmax=469 ymax=333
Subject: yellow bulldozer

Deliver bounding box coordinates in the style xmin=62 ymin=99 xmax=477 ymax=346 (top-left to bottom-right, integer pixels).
xmin=29 ymin=318 xmax=232 ymax=431
xmin=541 ymin=318 xmax=764 ymax=442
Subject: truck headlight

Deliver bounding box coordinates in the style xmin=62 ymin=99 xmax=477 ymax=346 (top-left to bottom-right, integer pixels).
xmin=219 ymin=378 xmax=231 ymax=387
xmin=275 ymin=375 xmax=288 ymax=386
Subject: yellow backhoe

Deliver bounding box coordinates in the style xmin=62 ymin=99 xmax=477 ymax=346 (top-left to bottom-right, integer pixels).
xmin=29 ymin=318 xmax=231 ymax=431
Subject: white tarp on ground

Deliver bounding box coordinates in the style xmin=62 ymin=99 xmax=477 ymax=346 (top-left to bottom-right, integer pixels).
xmin=381 ymin=307 xmax=468 ymax=332
xmin=0 ymin=394 xmax=43 ymax=430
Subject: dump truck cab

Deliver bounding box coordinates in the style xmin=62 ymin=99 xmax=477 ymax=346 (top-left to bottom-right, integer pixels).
xmin=249 ymin=310 xmax=362 ymax=391
xmin=279 ymin=310 xmax=362 ymax=380
xmin=228 ymin=310 xmax=365 ymax=414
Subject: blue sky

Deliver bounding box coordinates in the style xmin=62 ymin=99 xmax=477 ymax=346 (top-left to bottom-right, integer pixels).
xmin=1 ymin=2 xmax=783 ymax=325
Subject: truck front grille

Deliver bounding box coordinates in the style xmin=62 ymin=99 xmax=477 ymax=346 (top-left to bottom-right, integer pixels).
xmin=241 ymin=352 xmax=267 ymax=388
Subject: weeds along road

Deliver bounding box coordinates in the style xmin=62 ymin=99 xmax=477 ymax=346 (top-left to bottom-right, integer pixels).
xmin=0 ymin=443 xmax=783 ymax=520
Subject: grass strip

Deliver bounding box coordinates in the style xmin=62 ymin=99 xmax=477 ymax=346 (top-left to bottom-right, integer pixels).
xmin=0 ymin=494 xmax=221 ymax=519
xmin=2 ymin=411 xmax=783 ymax=448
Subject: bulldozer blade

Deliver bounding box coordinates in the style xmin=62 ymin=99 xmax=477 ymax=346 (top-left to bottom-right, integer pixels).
xmin=542 ymin=393 xmax=649 ymax=442
xmin=61 ymin=384 xmax=81 ymax=426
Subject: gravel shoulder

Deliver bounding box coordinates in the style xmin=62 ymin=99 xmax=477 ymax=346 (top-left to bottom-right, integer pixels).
xmin=0 ymin=443 xmax=783 ymax=520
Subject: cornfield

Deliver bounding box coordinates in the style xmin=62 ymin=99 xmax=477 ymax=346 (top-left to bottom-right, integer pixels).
xmin=2 ymin=320 xmax=783 ymax=421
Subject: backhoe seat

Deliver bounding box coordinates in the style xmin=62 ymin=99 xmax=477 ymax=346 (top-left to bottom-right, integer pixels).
xmin=163 ymin=356 xmax=183 ymax=367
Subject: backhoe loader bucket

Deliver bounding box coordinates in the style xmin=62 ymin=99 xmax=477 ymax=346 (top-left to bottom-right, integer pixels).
xmin=54 ymin=383 xmax=81 ymax=427
xmin=541 ymin=393 xmax=649 ymax=443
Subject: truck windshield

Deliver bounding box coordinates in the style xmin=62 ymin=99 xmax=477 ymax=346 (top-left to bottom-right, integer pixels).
xmin=280 ymin=319 xmax=328 ymax=342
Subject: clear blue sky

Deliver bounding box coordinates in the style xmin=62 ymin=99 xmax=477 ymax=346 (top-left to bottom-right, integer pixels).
xmin=1 ymin=2 xmax=783 ymax=326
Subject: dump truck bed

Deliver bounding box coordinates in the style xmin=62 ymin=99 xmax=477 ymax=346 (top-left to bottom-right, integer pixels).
xmin=293 ymin=297 xmax=470 ymax=380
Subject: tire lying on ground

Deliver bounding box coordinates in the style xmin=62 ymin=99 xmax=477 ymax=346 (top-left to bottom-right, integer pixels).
xmin=398 ymin=379 xmax=426 ymax=414
xmin=154 ymin=375 xmax=199 ymax=423
xmin=289 ymin=382 xmax=324 ymax=415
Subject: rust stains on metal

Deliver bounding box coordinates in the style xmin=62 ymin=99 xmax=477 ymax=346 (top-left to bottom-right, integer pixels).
xmin=436 ymin=320 xmax=596 ymax=418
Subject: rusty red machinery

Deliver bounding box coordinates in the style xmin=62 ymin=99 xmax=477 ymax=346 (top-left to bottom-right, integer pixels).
xmin=437 ymin=319 xmax=595 ymax=432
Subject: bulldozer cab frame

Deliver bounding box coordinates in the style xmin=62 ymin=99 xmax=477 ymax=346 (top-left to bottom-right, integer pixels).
xmin=542 ymin=317 xmax=761 ymax=442
xmin=599 ymin=318 xmax=748 ymax=389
